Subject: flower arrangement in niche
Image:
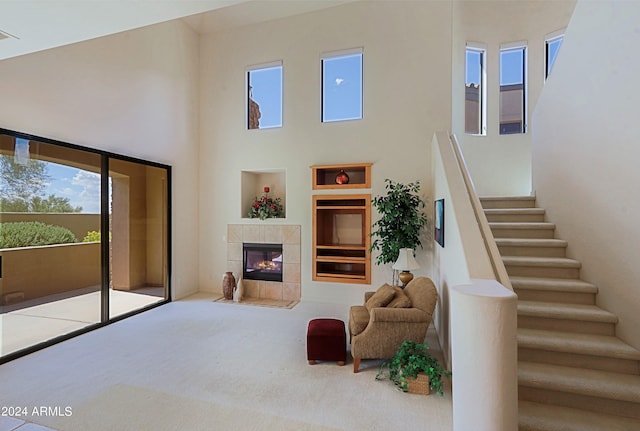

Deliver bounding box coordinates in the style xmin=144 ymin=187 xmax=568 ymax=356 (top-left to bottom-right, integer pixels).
xmin=248 ymin=186 xmax=283 ymax=220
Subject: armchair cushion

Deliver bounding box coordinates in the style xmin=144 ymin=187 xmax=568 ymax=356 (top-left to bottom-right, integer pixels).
xmin=404 ymin=277 xmax=438 ymax=315
xmin=386 ymin=286 xmax=412 ymax=308
xmin=364 ymin=283 xmax=395 ymax=311
xmin=349 ymin=305 xmax=370 ymax=336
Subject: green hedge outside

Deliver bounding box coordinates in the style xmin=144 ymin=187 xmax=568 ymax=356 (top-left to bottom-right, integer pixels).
xmin=0 ymin=221 xmax=78 ymax=249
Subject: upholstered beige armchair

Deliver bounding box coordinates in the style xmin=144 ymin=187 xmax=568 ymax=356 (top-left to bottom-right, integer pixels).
xmin=349 ymin=277 xmax=438 ymax=373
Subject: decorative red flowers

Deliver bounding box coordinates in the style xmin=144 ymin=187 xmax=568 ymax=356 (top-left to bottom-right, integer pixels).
xmin=248 ymin=189 xmax=283 ymax=220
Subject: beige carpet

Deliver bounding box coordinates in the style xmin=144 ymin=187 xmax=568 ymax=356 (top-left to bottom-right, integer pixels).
xmin=0 ymin=293 xmax=452 ymax=431
xmin=52 ymin=384 xmax=340 ymax=431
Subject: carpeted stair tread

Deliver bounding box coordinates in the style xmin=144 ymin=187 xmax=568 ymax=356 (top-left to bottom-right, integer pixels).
xmin=503 ymin=256 xmax=581 ymax=268
xmin=518 ymin=301 xmax=618 ymax=323
xmin=510 ymin=277 xmax=597 ymax=293
xmin=518 ymin=362 xmax=640 ymax=403
xmin=518 ymin=328 xmax=640 ymax=360
xmin=519 ymin=400 xmax=640 ymax=431
xmin=480 ymin=195 xmax=536 ymax=201
xmin=481 ymin=199 xmax=536 ymax=209
xmin=485 ymin=208 xmax=546 ymax=215
xmin=480 ymin=196 xmax=536 ymax=204
xmin=496 ymin=238 xmax=567 ymax=248
xmin=490 ymin=222 xmax=556 ymax=230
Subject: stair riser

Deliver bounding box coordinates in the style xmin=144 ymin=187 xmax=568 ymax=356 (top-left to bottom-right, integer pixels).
xmin=481 ymin=199 xmax=536 ymax=209
xmin=517 ymin=423 xmax=542 ymax=431
xmin=519 ymin=348 xmax=640 ymax=375
xmin=507 ymin=266 xmax=580 ymax=279
xmin=519 ymin=402 xmax=640 ymax=431
xmin=486 ymin=214 xmax=545 ymax=223
xmin=519 ymin=387 xmax=640 ymax=420
xmin=492 ymin=228 xmax=555 ymax=239
xmin=514 ymin=289 xmax=595 ymax=305
xmin=499 ymin=245 xmax=566 ymax=257
xmin=518 ymin=316 xmax=615 ymax=336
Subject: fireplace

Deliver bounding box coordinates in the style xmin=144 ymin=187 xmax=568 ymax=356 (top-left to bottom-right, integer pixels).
xmin=243 ymin=243 xmax=283 ymax=282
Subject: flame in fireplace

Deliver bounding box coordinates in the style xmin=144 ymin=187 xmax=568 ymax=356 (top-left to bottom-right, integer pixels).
xmin=258 ymin=260 xmax=278 ymax=271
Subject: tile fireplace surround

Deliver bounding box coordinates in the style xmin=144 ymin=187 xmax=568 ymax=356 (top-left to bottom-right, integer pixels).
xmin=226 ymin=224 xmax=301 ymax=302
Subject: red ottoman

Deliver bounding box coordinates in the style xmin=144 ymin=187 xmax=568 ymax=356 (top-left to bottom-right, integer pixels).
xmin=307 ymin=318 xmax=347 ymax=366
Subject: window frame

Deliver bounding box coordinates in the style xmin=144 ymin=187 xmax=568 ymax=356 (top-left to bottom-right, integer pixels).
xmin=545 ymin=29 xmax=565 ymax=80
xmin=321 ymin=47 xmax=364 ymax=123
xmin=499 ymin=41 xmax=528 ymax=135
xmin=465 ymin=42 xmax=487 ymax=136
xmin=245 ymin=60 xmax=283 ymax=130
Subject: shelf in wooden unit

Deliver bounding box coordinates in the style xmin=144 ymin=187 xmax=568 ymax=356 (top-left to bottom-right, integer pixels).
xmin=311 ymin=163 xmax=372 ymax=190
xmin=316 ymin=256 xmax=366 ymax=263
xmin=316 ymin=272 xmax=367 ymax=280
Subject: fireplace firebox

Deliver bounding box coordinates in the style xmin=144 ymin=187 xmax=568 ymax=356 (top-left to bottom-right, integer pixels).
xmin=243 ymin=243 xmax=283 ymax=282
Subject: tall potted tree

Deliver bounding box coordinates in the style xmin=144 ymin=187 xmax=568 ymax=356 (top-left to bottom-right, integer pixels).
xmin=370 ymin=179 xmax=427 ymax=284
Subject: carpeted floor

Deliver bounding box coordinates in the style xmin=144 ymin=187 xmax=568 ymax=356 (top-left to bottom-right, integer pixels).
xmin=0 ymin=293 xmax=452 ymax=431
xmin=58 ymin=384 xmax=342 ymax=431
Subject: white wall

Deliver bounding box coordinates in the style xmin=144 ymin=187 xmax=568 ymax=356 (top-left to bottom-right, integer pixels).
xmin=451 ymin=1 xmax=575 ymax=196
xmin=198 ymin=1 xmax=453 ymax=304
xmin=451 ymin=281 xmax=517 ymax=431
xmin=0 ymin=20 xmax=201 ymax=299
xmin=532 ymin=0 xmax=640 ymax=349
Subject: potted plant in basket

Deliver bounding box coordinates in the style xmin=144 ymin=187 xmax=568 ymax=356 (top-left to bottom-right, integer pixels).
xmin=375 ymin=340 xmax=451 ymax=396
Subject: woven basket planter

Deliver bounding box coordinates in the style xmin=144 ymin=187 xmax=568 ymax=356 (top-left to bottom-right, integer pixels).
xmin=406 ymin=373 xmax=430 ymax=395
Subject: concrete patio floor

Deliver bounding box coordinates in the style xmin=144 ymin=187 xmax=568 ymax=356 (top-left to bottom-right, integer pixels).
xmin=1 ymin=287 xmax=164 ymax=357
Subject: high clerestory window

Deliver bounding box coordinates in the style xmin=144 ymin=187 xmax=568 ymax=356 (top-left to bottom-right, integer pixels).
xmin=465 ymin=43 xmax=487 ymax=135
xmin=321 ymin=48 xmax=363 ymax=123
xmin=545 ymin=30 xmax=564 ymax=80
xmin=499 ymin=42 xmax=527 ymax=135
xmin=246 ymin=61 xmax=283 ymax=130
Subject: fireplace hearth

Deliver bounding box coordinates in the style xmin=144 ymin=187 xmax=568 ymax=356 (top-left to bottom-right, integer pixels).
xmin=243 ymin=243 xmax=283 ymax=282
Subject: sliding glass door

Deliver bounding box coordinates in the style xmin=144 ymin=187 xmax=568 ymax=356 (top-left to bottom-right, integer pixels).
xmin=0 ymin=129 xmax=170 ymax=361
xmin=109 ymin=159 xmax=168 ymax=319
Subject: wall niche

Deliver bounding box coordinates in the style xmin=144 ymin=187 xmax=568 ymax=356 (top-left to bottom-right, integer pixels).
xmin=241 ymin=169 xmax=286 ymax=219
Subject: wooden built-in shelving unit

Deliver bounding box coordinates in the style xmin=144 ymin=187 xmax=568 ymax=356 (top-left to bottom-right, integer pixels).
xmin=311 ymin=163 xmax=372 ymax=284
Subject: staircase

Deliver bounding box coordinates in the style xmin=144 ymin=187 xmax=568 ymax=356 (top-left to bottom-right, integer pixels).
xmin=481 ymin=196 xmax=640 ymax=431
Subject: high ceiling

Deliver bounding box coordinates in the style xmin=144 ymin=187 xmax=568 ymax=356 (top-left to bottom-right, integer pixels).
xmin=0 ymin=0 xmax=353 ymax=61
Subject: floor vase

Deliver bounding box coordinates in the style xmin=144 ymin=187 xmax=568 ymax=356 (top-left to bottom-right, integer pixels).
xmin=222 ymin=272 xmax=236 ymax=300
